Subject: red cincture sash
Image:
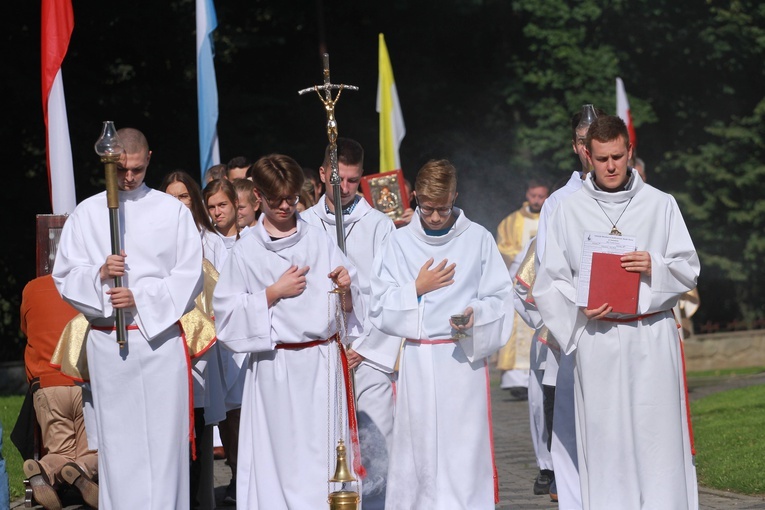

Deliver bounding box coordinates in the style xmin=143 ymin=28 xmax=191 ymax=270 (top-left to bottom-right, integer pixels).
xmin=598 ymin=311 xmax=663 ymax=323
xmin=91 ymin=324 xmax=140 ymax=331
xmin=276 ymin=334 xmax=367 ymax=478
xmin=405 ymin=338 xmax=457 ymax=345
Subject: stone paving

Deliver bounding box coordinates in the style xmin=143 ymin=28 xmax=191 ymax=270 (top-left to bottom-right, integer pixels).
xmin=16 ymin=371 xmax=765 ymax=509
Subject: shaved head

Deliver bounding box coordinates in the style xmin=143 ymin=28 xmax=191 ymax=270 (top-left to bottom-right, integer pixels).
xmin=116 ymin=128 xmax=149 ymax=156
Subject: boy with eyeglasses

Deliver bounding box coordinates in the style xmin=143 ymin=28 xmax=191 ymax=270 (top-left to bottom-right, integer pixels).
xmin=213 ymin=154 xmax=365 ymax=509
xmin=369 ymin=159 xmax=512 ymax=509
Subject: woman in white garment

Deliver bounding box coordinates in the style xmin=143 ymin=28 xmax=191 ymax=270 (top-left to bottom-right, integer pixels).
xmin=160 ymin=170 xmax=227 ymax=509
xmin=200 ymin=177 xmax=246 ymax=503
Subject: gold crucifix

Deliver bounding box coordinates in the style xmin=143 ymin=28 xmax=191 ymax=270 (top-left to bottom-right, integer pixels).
xmin=298 ymin=53 xmax=358 ymax=254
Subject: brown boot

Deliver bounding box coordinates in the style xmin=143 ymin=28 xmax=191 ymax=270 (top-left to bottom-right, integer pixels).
xmin=61 ymin=462 xmax=99 ymax=509
xmin=23 ymin=459 xmax=62 ymax=510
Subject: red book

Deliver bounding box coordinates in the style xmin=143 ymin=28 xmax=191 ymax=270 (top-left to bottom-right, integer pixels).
xmin=588 ymin=252 xmax=640 ymax=314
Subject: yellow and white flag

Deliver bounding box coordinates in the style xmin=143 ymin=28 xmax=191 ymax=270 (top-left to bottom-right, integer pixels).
xmin=376 ymin=33 xmax=406 ymax=173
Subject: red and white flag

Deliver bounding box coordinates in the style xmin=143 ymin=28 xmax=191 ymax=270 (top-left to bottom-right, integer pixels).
xmin=42 ymin=0 xmax=76 ymax=214
xmin=616 ymin=77 xmax=637 ymax=149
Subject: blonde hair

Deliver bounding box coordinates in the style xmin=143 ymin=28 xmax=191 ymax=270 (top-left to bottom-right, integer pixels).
xmin=415 ymin=159 xmax=457 ymax=201
xmin=232 ymin=178 xmax=258 ymax=207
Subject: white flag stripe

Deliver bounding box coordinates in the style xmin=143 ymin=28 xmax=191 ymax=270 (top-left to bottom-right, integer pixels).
xmin=616 ymin=77 xmax=629 ymax=123
xmin=616 ymin=76 xmax=638 ymax=147
xmin=48 ymin=69 xmax=76 ymax=213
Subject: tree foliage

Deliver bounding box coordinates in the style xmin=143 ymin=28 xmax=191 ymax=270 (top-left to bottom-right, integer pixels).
xmin=506 ymin=0 xmax=628 ymax=176
xmin=672 ymin=99 xmax=765 ymax=323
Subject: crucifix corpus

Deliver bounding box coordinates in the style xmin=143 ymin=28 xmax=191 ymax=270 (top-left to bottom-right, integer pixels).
xmin=298 ymin=53 xmax=358 ymax=254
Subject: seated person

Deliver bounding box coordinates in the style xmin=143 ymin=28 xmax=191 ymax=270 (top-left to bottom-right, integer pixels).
xmin=21 ymin=274 xmax=99 ymax=510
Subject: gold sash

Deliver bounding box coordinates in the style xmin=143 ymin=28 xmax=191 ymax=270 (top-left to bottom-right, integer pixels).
xmin=51 ymin=259 xmax=220 ymax=382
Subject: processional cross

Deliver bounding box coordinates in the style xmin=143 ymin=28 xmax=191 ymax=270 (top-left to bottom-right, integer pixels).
xmin=299 ymin=54 xmax=363 ymax=510
xmin=298 ymin=53 xmax=358 ymax=254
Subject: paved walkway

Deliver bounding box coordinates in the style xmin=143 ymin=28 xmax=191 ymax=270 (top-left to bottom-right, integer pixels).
xmin=16 ymin=371 xmax=765 ymax=509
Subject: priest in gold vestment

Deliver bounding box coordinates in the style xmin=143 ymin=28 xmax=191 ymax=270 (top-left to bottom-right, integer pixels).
xmin=495 ymin=180 xmax=549 ymax=395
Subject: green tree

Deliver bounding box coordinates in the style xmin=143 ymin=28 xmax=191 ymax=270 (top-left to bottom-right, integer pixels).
xmin=660 ymin=1 xmax=765 ymax=325
xmin=672 ymin=100 xmax=765 ymax=324
xmin=506 ymin=0 xmax=631 ymax=178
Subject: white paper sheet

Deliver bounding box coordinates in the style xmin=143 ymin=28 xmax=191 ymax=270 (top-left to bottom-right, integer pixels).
xmin=576 ymin=231 xmax=637 ymax=306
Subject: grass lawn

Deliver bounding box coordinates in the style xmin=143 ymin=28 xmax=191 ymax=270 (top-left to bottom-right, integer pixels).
xmin=691 ymin=383 xmax=765 ymax=495
xmin=0 ymin=394 xmax=26 ymax=500
xmin=687 ymin=366 xmax=765 ymax=378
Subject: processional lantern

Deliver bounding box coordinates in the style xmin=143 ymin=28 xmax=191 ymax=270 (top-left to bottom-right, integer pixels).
xmin=577 ymin=104 xmax=598 ymax=131
xmin=94 ymin=121 xmax=127 ymax=347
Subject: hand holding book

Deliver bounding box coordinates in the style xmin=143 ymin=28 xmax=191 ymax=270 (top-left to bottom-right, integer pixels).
xmin=585 ymin=251 xmax=650 ymax=316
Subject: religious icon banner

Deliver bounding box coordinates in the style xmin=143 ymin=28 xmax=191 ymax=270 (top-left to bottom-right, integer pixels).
xmin=361 ymin=169 xmax=408 ymax=225
xmin=36 ymin=214 xmax=68 ymax=277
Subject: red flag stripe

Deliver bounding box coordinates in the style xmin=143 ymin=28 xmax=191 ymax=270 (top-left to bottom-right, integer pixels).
xmin=41 ymin=0 xmax=74 ymax=124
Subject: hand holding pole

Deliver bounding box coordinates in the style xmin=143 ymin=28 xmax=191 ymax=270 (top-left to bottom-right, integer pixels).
xmin=95 ymin=121 xmax=127 ymax=347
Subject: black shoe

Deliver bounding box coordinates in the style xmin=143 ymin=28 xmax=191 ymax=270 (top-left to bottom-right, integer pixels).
xmin=23 ymin=460 xmax=62 ymax=510
xmin=222 ymin=479 xmax=236 ymax=505
xmin=61 ymin=462 xmax=99 ymax=509
xmin=508 ymin=387 xmax=529 ymax=401
xmin=533 ymin=469 xmax=554 ymax=495
xmin=550 ymin=477 xmax=558 ymax=502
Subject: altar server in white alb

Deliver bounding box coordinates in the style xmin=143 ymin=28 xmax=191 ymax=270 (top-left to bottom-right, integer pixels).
xmin=536 ymin=106 xmax=605 ymax=508
xmin=534 ymin=115 xmax=700 ymax=510
xmin=369 ymin=159 xmax=511 ymax=509
xmin=301 ymin=138 xmax=397 ymax=509
xmin=213 ymin=154 xmax=365 ymax=510
xmin=53 ymin=128 xmax=203 ymax=509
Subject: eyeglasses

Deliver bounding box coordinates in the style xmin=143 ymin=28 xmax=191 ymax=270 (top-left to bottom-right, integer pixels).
xmin=417 ymin=198 xmax=455 ymax=217
xmin=258 ymin=190 xmax=300 ymax=209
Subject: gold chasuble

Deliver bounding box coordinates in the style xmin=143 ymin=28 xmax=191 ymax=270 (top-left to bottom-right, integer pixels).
xmin=496 ymin=204 xmax=539 ymax=372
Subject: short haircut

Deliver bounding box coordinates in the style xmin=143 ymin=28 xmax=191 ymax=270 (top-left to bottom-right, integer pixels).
xmin=570 ymin=107 xmax=607 ymax=142
xmin=227 ymin=156 xmax=251 ymax=171
xmin=204 ymin=164 xmax=228 ymax=182
xmin=585 ymin=115 xmax=630 ymax=152
xmin=415 ymin=159 xmax=457 ymax=201
xmin=116 ymin=127 xmax=149 ymax=155
xmin=227 ymin=156 xmax=252 ymax=180
xmin=159 ymin=170 xmax=215 ymax=233
xmin=322 ymin=137 xmax=364 ymax=170
xmin=203 ymin=178 xmax=238 ymax=208
xmin=232 ymin=178 xmax=257 ymax=206
xmin=250 ymin=154 xmax=304 ymax=199
xmin=527 ymin=178 xmax=550 ymax=192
